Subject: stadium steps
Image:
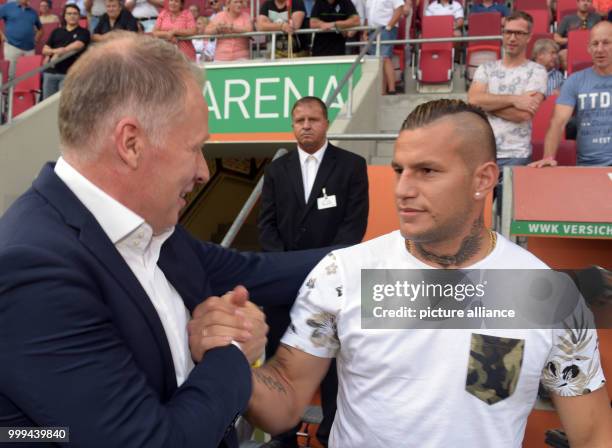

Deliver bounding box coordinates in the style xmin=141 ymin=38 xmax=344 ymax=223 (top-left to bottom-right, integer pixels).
xmin=370 ymin=65 xmax=468 ymax=166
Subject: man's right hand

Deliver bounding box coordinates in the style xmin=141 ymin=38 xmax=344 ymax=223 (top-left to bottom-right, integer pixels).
xmin=513 ymin=92 xmax=543 ymax=115
xmin=528 ymin=157 xmax=558 ymax=168
xmin=188 ymin=285 xmax=268 ymax=364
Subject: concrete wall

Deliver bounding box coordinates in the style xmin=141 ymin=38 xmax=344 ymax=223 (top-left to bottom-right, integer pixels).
xmin=328 ymin=57 xmax=381 ymax=162
xmin=0 ymin=96 xmax=61 ymax=215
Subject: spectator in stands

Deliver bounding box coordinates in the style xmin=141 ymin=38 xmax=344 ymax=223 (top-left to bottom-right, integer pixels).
xmin=532 ymin=37 xmax=565 ymax=95
xmin=0 ymin=0 xmax=42 ymax=80
xmin=42 ymin=3 xmax=90 ymax=99
xmin=38 ymin=0 xmax=60 ymax=24
xmin=531 ymin=21 xmax=612 ymax=167
xmin=554 ymin=0 xmax=601 ymax=71
xmin=593 ymin=0 xmax=612 ymax=16
xmin=258 ymin=96 xmax=369 ymax=448
xmin=243 ymin=99 xmax=612 ymax=448
xmin=206 ymin=0 xmax=252 ymax=61
xmin=424 ymin=0 xmax=464 ymax=37
xmin=85 ymin=0 xmax=110 ymax=31
xmin=468 ymin=11 xmax=547 ymax=171
xmin=209 ymin=0 xmax=225 ymax=18
xmin=67 ymin=0 xmax=88 ymax=18
xmin=309 ymin=0 xmax=360 ymax=56
xmin=365 ymin=0 xmax=404 ymax=95
xmin=153 ymin=0 xmax=197 ymax=60
xmin=92 ymin=0 xmax=140 ymax=41
xmin=470 ymin=0 xmax=510 ymax=19
xmin=189 ymin=3 xmax=200 ymax=19
xmin=125 ymin=0 xmax=163 ymax=32
xmin=0 ymin=32 xmax=324 ymax=448
xmin=257 ymin=0 xmax=309 ymax=58
xmin=193 ymin=15 xmax=215 ymax=61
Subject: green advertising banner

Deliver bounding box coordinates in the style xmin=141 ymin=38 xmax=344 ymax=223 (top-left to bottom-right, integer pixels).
xmin=511 ymin=220 xmax=612 ymax=238
xmin=204 ymin=60 xmax=362 ymax=134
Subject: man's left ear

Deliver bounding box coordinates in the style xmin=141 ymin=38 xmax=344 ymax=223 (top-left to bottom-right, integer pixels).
xmin=113 ymin=117 xmax=144 ymax=170
xmin=473 ymin=161 xmax=499 ymax=200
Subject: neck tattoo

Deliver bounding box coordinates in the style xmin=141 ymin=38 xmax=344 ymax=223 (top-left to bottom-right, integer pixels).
xmin=405 ymin=219 xmax=497 ymax=268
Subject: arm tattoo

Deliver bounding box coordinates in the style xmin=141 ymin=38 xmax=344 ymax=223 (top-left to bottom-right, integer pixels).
xmin=253 ymin=368 xmax=288 ymax=395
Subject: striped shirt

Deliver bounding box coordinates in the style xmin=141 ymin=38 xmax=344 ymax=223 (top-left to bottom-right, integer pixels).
xmin=547 ymin=69 xmax=565 ymax=96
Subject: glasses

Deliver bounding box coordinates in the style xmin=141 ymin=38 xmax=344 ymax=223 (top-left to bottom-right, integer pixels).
xmin=502 ymin=30 xmax=530 ymax=38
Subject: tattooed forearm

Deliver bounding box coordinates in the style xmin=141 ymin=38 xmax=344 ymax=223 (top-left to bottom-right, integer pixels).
xmin=253 ymin=368 xmax=288 ymax=395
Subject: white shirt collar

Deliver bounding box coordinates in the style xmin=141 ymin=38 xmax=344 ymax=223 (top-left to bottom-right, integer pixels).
xmin=54 ymin=156 xmax=173 ymax=245
xmin=297 ymin=140 xmax=328 ymax=165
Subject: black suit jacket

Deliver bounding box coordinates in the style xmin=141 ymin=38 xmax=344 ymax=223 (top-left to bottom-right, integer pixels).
xmin=0 ymin=164 xmax=326 ymax=448
xmin=258 ymin=144 xmax=369 ymax=251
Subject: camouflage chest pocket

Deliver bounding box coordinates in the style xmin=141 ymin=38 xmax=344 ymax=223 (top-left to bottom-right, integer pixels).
xmin=465 ymin=334 xmax=525 ymax=405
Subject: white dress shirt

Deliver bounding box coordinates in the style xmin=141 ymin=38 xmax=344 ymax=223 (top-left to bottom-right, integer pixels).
xmin=298 ymin=141 xmax=327 ymax=203
xmin=54 ymin=157 xmax=194 ymax=387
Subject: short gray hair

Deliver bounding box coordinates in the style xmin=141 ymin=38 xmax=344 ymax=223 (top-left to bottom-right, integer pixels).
xmin=532 ymin=38 xmax=559 ymax=59
xmin=59 ymin=32 xmax=203 ymax=159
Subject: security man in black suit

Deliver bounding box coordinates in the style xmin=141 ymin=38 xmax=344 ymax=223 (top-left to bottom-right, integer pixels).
xmin=257 ymin=96 xmax=369 ymax=447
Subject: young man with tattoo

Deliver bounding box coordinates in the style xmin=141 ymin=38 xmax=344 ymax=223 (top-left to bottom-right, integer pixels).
xmin=205 ymin=99 xmax=612 ymax=447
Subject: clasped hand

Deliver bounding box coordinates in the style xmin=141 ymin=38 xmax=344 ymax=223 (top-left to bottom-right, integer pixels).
xmin=188 ymin=285 xmax=268 ymax=365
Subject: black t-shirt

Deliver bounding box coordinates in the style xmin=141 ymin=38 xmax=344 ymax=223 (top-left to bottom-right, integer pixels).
xmin=259 ymin=0 xmax=307 ymax=52
xmin=93 ymin=8 xmax=140 ymax=36
xmin=45 ymin=26 xmax=90 ymax=74
xmin=310 ymin=0 xmax=357 ymax=56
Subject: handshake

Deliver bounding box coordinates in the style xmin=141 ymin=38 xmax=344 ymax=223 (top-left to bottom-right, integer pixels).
xmin=188 ymin=285 xmax=269 ymax=364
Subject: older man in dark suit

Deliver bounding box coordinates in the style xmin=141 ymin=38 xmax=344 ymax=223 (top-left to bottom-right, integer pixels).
xmin=258 ymin=96 xmax=369 ymax=447
xmin=0 ymin=33 xmax=324 ymax=448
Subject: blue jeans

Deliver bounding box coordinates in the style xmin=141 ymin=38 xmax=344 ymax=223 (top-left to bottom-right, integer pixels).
xmin=495 ymin=157 xmax=531 ymax=215
xmin=368 ymin=27 xmax=398 ymax=58
xmin=42 ymin=72 xmax=66 ymax=100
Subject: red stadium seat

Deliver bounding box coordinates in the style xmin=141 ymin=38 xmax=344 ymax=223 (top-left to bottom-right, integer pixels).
xmin=567 ymin=29 xmax=591 ymax=74
xmin=78 ymin=17 xmax=88 ymax=28
xmin=51 ymin=0 xmax=66 ymax=17
xmin=36 ymin=22 xmax=61 ymax=55
xmin=531 ymin=95 xmax=577 ymax=166
xmin=0 ymin=59 xmax=8 ymax=84
xmin=523 ymin=8 xmax=550 ymax=34
xmin=515 ymin=0 xmax=548 ymax=11
xmin=12 ymin=55 xmax=43 ymax=118
xmin=465 ymin=12 xmax=502 ymax=84
xmin=416 ymin=15 xmax=454 ymax=90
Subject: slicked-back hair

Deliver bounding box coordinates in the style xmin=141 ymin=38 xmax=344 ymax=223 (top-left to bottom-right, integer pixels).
xmin=400 ymin=99 xmax=496 ymax=162
xmin=505 ymin=10 xmax=534 ymax=33
xmin=291 ymin=96 xmax=328 ymax=121
xmin=59 ymin=32 xmax=203 ymax=159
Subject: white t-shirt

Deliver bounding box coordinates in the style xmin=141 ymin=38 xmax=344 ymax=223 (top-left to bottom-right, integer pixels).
xmin=366 ymin=0 xmax=404 ymax=27
xmin=91 ymin=0 xmax=106 ymax=17
xmin=473 ymin=60 xmax=547 ymax=159
xmin=281 ymin=230 xmax=606 ymax=448
xmin=424 ymin=0 xmax=464 ymax=19
xmin=131 ymin=0 xmax=159 ymax=19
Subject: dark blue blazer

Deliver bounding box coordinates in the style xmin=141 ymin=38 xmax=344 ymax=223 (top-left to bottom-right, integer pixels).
xmin=0 ymin=164 xmax=325 ymax=448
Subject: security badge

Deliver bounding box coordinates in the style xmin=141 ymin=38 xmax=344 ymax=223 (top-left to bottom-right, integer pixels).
xmin=317 ymin=188 xmax=337 ymax=210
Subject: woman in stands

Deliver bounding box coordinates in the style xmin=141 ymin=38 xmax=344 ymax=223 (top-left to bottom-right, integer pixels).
xmin=205 ymin=0 xmax=253 ymax=61
xmin=152 ymin=0 xmax=197 ymax=60
xmin=39 ymin=0 xmax=60 ymax=24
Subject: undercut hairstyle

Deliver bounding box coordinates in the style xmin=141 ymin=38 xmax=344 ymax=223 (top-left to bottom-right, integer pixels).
xmin=59 ymin=32 xmax=203 ymax=160
xmin=400 ymin=99 xmax=497 ymax=163
xmin=291 ymin=96 xmax=328 ymax=121
xmin=531 ymin=38 xmax=559 ymax=60
xmin=505 ymin=11 xmax=534 ymax=33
